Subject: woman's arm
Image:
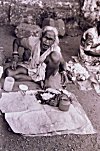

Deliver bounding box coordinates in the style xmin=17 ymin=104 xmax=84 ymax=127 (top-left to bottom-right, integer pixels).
xmin=91 ymin=43 xmax=100 ymax=48
xmin=84 ymin=49 xmax=100 ymax=57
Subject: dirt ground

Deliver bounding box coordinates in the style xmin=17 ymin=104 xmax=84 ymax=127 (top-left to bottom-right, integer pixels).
xmin=0 ymin=25 xmax=100 ymax=151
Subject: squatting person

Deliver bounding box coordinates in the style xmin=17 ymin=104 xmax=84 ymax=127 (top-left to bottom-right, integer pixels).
xmin=5 ymin=26 xmax=66 ymax=88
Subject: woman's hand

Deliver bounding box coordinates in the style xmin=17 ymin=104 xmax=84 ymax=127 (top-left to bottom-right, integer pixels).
xmin=11 ymin=55 xmax=19 ymax=70
xmin=11 ymin=60 xmax=18 ymax=70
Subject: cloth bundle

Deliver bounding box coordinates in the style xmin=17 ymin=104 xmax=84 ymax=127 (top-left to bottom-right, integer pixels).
xmin=15 ymin=23 xmax=41 ymax=38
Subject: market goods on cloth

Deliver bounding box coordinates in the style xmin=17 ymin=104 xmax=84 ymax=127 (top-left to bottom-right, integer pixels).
xmin=67 ymin=57 xmax=100 ymax=95
xmin=0 ymin=89 xmax=96 ymax=136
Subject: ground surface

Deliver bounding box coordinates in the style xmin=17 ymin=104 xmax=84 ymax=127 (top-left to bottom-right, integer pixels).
xmin=0 ymin=25 xmax=100 ymax=151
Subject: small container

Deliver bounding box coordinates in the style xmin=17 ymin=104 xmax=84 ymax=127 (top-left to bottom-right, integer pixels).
xmin=0 ymin=47 xmax=5 ymax=65
xmin=0 ymin=88 xmax=2 ymax=98
xmin=58 ymin=94 xmax=71 ymax=111
xmin=0 ymin=66 xmax=3 ymax=78
xmin=3 ymin=77 xmax=15 ymax=92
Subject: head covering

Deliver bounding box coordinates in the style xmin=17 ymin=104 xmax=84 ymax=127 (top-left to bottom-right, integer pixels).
xmin=30 ymin=26 xmax=60 ymax=69
xmin=42 ymin=26 xmax=59 ymax=45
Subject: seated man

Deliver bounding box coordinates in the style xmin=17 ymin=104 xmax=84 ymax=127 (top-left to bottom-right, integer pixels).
xmin=5 ymin=26 xmax=66 ymax=88
xmin=79 ymin=21 xmax=100 ymax=65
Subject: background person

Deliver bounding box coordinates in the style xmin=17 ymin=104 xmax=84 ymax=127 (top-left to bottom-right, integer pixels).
xmin=79 ymin=21 xmax=100 ymax=65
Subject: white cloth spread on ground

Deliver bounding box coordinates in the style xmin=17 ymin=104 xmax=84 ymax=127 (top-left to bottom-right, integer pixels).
xmin=0 ymin=89 xmax=96 ymax=136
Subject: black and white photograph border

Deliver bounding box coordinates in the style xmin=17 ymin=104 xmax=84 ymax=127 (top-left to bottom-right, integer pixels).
xmin=0 ymin=0 xmax=100 ymax=150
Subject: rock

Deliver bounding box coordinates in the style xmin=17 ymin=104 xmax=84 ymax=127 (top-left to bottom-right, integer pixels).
xmin=55 ymin=19 xmax=66 ymax=37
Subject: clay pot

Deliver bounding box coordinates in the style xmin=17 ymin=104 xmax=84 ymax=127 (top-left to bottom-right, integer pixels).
xmin=58 ymin=94 xmax=71 ymax=111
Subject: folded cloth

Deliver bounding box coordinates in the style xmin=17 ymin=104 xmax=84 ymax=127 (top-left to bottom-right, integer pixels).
xmin=0 ymin=91 xmax=40 ymax=113
xmin=5 ymin=102 xmax=96 ymax=136
xmin=0 ymin=90 xmax=96 ymax=136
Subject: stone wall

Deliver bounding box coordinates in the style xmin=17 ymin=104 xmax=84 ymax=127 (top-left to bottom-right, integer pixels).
xmin=0 ymin=1 xmax=99 ymax=37
xmin=0 ymin=0 xmax=84 ymax=35
xmin=2 ymin=0 xmax=97 ymax=34
xmin=0 ymin=0 xmax=83 ymax=36
xmin=0 ymin=0 xmax=80 ymax=24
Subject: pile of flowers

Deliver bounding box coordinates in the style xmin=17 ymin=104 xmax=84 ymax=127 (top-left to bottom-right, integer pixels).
xmin=66 ymin=61 xmax=90 ymax=81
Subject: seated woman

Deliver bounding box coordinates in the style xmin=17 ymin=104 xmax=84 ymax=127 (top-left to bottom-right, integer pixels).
xmin=5 ymin=26 xmax=66 ymax=88
xmin=79 ymin=21 xmax=100 ymax=94
xmin=79 ymin=21 xmax=100 ymax=65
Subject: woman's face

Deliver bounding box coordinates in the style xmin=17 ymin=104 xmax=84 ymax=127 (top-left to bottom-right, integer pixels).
xmin=41 ymin=30 xmax=55 ymax=50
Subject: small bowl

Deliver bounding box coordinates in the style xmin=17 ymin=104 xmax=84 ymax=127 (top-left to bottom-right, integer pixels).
xmin=19 ymin=84 xmax=28 ymax=91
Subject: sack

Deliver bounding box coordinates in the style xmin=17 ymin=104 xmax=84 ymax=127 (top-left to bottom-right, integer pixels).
xmin=42 ymin=18 xmax=65 ymax=36
xmin=42 ymin=18 xmax=55 ymax=29
xmin=15 ymin=23 xmax=41 ymax=38
xmin=55 ymin=19 xmax=65 ymax=37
